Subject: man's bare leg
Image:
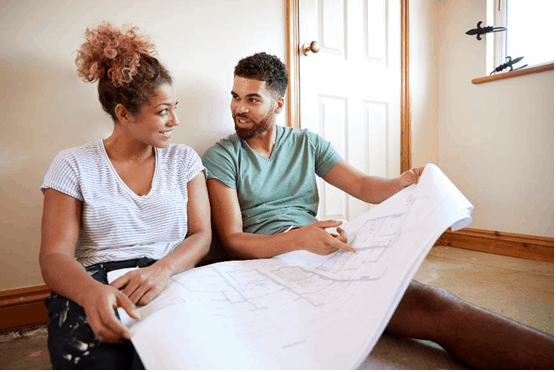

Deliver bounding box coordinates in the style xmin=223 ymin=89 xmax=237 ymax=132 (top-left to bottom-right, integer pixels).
xmin=386 ymin=280 xmax=554 ymax=369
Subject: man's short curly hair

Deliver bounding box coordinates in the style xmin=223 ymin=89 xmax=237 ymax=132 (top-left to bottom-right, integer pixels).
xmin=234 ymin=52 xmax=288 ymax=98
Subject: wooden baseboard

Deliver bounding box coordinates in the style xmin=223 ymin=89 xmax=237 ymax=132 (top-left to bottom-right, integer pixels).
xmin=0 ymin=284 xmax=50 ymax=333
xmin=435 ymin=227 xmax=554 ymax=263
xmin=0 ymin=259 xmax=220 ymax=333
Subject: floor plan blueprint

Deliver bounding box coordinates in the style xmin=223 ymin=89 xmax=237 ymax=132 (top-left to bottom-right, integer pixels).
xmin=110 ymin=163 xmax=474 ymax=369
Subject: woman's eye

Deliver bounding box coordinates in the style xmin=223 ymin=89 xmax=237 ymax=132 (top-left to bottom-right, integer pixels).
xmin=158 ymin=109 xmax=168 ymax=115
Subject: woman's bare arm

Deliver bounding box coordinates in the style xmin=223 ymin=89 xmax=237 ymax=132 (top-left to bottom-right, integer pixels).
xmin=39 ymin=189 xmax=138 ymax=343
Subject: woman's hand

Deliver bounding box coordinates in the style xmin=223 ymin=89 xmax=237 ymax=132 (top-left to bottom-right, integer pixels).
xmin=80 ymin=282 xmax=140 ymax=343
xmin=110 ymin=263 xmax=173 ymax=306
xmin=398 ymin=166 xmax=424 ymax=188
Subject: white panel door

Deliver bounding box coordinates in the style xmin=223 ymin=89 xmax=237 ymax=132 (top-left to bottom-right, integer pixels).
xmin=299 ymin=0 xmax=401 ymax=222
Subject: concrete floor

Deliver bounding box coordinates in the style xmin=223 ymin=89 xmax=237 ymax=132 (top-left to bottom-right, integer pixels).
xmin=0 ymin=246 xmax=553 ymax=370
xmin=359 ymin=246 xmax=554 ymax=369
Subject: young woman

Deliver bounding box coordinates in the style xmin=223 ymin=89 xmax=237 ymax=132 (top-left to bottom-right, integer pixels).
xmin=39 ymin=23 xmax=211 ymax=369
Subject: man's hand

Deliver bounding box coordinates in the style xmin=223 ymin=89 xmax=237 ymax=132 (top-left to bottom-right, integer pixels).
xmin=291 ymin=220 xmax=357 ymax=255
xmin=81 ymin=283 xmax=140 ymax=343
xmin=329 ymin=225 xmax=348 ymax=243
xmin=110 ymin=263 xmax=172 ymax=306
xmin=398 ymin=166 xmax=424 ymax=188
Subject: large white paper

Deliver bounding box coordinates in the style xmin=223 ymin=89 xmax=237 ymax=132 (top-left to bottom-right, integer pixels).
xmin=109 ymin=163 xmax=473 ymax=369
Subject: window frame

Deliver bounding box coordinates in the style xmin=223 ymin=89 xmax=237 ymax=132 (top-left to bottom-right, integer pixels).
xmin=476 ymin=0 xmax=554 ymax=84
xmin=492 ymin=0 xmax=507 ymax=71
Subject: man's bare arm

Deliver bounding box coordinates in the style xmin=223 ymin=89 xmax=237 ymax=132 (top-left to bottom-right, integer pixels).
xmin=322 ymin=161 xmax=423 ymax=204
xmin=206 ymin=179 xmax=355 ymax=259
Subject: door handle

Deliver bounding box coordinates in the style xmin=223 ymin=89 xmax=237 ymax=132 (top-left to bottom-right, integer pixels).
xmin=301 ymin=41 xmax=320 ymax=55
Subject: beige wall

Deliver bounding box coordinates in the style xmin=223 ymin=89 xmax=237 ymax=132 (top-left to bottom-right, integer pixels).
xmin=1 ymin=0 xmax=553 ymax=292
xmin=0 ymin=0 xmax=286 ymax=291
xmin=410 ymin=0 xmax=439 ymax=167
xmin=435 ymin=0 xmax=554 ymax=237
xmin=410 ymin=0 xmax=553 ymax=238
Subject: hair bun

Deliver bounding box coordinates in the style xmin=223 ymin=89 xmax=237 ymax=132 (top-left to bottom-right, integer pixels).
xmin=75 ymin=22 xmax=155 ymax=87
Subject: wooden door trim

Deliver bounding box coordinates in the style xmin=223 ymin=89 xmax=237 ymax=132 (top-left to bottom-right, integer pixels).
xmin=286 ymin=0 xmax=301 ymax=129
xmin=286 ymin=0 xmax=411 ymax=167
xmin=400 ymin=0 xmax=411 ymax=172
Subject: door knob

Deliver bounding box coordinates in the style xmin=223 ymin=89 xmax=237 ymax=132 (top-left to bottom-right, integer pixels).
xmin=301 ymin=41 xmax=320 ymax=55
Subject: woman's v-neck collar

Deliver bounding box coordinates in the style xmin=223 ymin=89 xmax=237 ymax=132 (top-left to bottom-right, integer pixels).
xmin=100 ymin=139 xmax=159 ymax=199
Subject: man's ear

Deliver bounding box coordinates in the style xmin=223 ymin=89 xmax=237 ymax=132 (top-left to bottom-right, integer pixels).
xmin=275 ymin=97 xmax=285 ymax=114
xmin=114 ymin=103 xmax=133 ymax=123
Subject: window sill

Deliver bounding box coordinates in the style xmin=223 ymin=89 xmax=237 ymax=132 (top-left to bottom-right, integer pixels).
xmin=472 ymin=62 xmax=554 ymax=85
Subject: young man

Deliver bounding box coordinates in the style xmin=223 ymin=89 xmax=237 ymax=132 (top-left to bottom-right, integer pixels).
xmin=202 ymin=52 xmax=553 ymax=369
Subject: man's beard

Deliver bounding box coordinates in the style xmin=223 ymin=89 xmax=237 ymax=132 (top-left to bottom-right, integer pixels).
xmin=234 ymin=111 xmax=275 ymax=140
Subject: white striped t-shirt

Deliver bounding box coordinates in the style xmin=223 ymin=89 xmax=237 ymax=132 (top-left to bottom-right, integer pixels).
xmin=41 ymin=140 xmax=206 ymax=267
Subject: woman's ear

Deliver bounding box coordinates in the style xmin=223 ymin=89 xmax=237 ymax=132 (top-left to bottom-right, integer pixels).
xmin=114 ymin=103 xmax=132 ymax=123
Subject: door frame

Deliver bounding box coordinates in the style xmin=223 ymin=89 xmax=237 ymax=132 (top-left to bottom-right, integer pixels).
xmin=285 ymin=0 xmax=411 ymax=173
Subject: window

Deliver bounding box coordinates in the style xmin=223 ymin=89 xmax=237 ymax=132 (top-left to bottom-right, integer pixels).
xmin=488 ymin=0 xmax=554 ymax=75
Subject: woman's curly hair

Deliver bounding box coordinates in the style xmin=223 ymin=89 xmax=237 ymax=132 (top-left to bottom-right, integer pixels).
xmin=75 ymin=22 xmax=172 ymax=121
xmin=234 ymin=52 xmax=288 ymax=98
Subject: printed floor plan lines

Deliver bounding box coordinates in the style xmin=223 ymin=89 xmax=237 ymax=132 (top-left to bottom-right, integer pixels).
xmin=111 ymin=164 xmax=474 ymax=370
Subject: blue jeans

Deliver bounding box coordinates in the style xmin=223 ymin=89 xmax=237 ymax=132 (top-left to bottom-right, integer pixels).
xmin=45 ymin=257 xmax=157 ymax=370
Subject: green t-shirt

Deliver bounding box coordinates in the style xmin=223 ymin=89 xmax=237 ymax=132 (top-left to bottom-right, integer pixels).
xmin=202 ymin=125 xmax=342 ymax=235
